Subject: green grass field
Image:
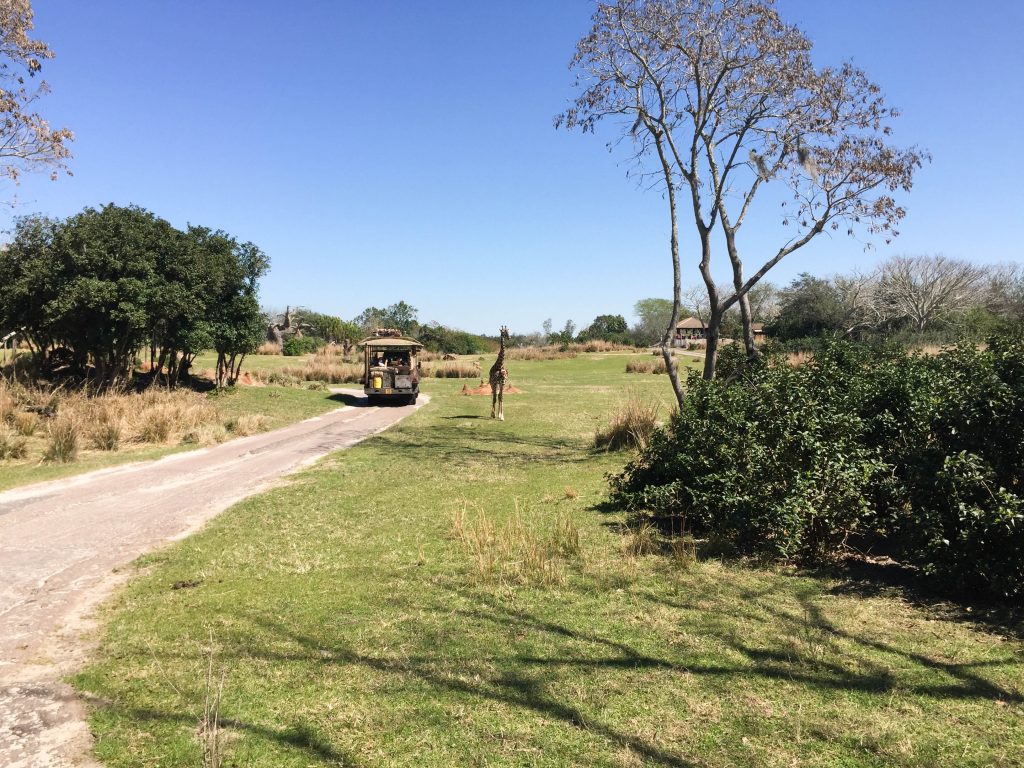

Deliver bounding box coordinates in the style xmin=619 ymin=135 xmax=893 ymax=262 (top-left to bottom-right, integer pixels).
xmin=74 ymin=354 xmax=1024 ymax=767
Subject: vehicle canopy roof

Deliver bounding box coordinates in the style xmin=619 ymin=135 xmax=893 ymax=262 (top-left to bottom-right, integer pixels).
xmin=357 ymin=336 xmax=423 ymax=350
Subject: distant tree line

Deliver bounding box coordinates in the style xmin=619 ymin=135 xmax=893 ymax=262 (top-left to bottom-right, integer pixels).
xmin=769 ymin=255 xmax=1024 ymax=344
xmin=265 ymin=301 xmax=492 ymax=356
xmin=0 ymin=204 xmax=268 ymax=388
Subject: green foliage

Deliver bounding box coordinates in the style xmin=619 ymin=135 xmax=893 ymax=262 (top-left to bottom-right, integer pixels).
xmin=633 ymin=298 xmax=674 ymax=345
xmin=300 ymin=312 xmax=360 ymax=345
xmin=611 ymin=333 xmax=1024 ymax=601
xmin=769 ymin=273 xmax=847 ymax=340
xmin=579 ymin=314 xmax=629 ymax=343
xmin=354 ymin=301 xmax=419 ymax=336
xmin=418 ymin=323 xmax=490 ymax=354
xmin=0 ymin=205 xmax=268 ymax=388
xmin=281 ymin=335 xmax=325 ymax=356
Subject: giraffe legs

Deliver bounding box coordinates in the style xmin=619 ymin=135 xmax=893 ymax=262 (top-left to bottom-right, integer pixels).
xmin=491 ymin=386 xmax=497 ymax=419
xmin=497 ymin=383 xmax=504 ymax=421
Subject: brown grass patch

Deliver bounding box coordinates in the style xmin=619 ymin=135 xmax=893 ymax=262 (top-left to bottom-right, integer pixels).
xmin=595 ymin=390 xmax=660 ymax=451
xmin=505 ymin=346 xmax=578 ymax=361
xmin=625 ymin=358 xmax=668 ymax=374
xmin=283 ymin=361 xmax=363 ymax=384
xmin=427 ymin=362 xmax=479 ymax=379
xmin=256 ymin=342 xmax=283 ymax=355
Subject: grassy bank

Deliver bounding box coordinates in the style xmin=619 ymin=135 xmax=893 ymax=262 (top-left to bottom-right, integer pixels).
xmin=0 ymin=385 xmax=343 ymax=491
xmin=75 ymin=355 xmax=1023 ymax=767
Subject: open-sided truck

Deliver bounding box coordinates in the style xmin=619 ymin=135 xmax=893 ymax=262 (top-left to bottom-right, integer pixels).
xmin=358 ymin=331 xmax=423 ymax=405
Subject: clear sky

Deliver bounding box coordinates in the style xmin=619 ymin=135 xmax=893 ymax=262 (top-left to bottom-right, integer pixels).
xmin=4 ymin=1 xmax=1023 ymax=335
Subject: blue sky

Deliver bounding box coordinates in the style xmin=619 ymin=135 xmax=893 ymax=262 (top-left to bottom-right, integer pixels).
xmin=4 ymin=1 xmax=1022 ymax=334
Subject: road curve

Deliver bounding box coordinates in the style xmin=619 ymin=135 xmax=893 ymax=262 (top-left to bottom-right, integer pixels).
xmin=0 ymin=388 xmax=426 ymax=767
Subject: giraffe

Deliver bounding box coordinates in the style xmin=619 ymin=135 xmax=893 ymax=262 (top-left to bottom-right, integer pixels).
xmin=489 ymin=326 xmax=510 ymax=421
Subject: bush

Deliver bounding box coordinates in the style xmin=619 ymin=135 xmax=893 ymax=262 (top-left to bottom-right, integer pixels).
xmin=610 ymin=333 xmax=1024 ymax=601
xmin=282 ymin=335 xmax=325 ymax=356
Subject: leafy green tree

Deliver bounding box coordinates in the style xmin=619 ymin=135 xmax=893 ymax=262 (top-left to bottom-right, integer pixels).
xmin=46 ymin=204 xmax=175 ymax=386
xmin=418 ymin=323 xmax=489 ymax=354
xmin=0 ymin=213 xmax=60 ymax=356
xmin=0 ymin=204 xmax=269 ymax=389
xmin=769 ymin=274 xmax=846 ymax=340
xmin=632 ymin=298 xmax=673 ymax=345
xmin=580 ymin=314 xmax=629 ymax=343
xmin=354 ymin=301 xmax=419 ymax=336
xmin=212 ymin=240 xmax=269 ymax=388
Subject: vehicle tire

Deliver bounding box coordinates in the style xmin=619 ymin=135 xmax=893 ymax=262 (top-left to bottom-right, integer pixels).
xmin=407 ymin=394 xmax=418 ymax=405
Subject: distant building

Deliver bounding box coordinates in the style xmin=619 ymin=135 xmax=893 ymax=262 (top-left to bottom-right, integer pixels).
xmin=674 ymin=316 xmax=708 ymax=342
xmin=673 ymin=317 xmax=766 ymax=345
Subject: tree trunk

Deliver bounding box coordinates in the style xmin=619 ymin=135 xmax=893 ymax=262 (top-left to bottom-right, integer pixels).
xmin=703 ymin=310 xmax=722 ymax=380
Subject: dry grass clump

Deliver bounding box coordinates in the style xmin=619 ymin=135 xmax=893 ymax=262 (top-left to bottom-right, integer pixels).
xmin=313 ymin=344 xmax=344 ymax=359
xmin=45 ymin=413 xmax=80 ymax=462
xmin=595 ymin=391 xmax=660 ymax=451
xmin=256 ymin=341 xmax=283 ymax=355
xmin=450 ymin=502 xmax=581 ymax=587
xmin=226 ymin=413 xmax=268 ymax=436
xmin=622 ymin=521 xmax=660 ymax=557
xmin=625 ymin=358 xmax=669 ymax=374
xmin=428 ymin=362 xmax=479 ymax=379
xmin=506 ymin=346 xmax=578 ymax=361
xmin=787 ymin=350 xmax=814 ymax=367
xmin=91 ymin=417 xmax=123 ymax=451
xmin=283 ymin=361 xmax=362 ymax=384
xmin=669 ymin=535 xmax=698 ymax=570
xmin=568 ymin=340 xmax=636 ymax=353
xmin=12 ymin=410 xmax=38 ymax=436
xmin=0 ymin=426 xmax=28 ymax=459
xmin=183 ymin=423 xmax=229 ymax=446
xmin=0 ymin=383 xmax=15 ymax=423
xmin=130 ymin=390 xmax=219 ymax=444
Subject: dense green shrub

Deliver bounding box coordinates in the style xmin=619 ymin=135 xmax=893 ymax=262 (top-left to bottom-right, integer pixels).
xmin=610 ymin=334 xmax=1024 ymax=601
xmin=282 ymin=335 xmax=325 ymax=356
xmin=611 ymin=342 xmax=884 ymax=563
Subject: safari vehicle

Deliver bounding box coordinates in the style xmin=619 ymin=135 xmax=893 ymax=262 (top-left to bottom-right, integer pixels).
xmin=358 ymin=329 xmax=423 ymax=405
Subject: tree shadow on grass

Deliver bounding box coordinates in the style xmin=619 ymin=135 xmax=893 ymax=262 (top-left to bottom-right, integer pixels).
xmin=95 ymin=704 xmax=366 ymax=766
xmin=237 ymin=612 xmax=698 ymax=768
xmin=123 ymin=568 xmax=1024 ymax=767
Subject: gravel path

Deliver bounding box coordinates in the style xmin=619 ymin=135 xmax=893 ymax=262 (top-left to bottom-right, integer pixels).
xmin=0 ymin=389 xmax=426 ymax=767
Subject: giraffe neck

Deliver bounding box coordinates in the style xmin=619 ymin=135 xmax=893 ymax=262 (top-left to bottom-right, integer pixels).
xmin=490 ymin=335 xmax=506 ymax=378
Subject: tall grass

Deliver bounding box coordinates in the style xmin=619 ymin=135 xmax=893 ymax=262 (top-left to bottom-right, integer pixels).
xmin=45 ymin=413 xmax=80 ymax=462
xmin=427 ymin=362 xmax=479 ymax=379
xmin=625 ymin=358 xmax=668 ymax=374
xmin=594 ymin=390 xmax=660 ymax=451
xmin=450 ymin=501 xmax=581 ymax=587
xmin=505 ymin=346 xmax=578 ymax=361
xmin=255 ymin=341 xmax=283 ymax=355
xmin=282 ymin=361 xmax=363 ymax=384
xmin=0 ymin=426 xmax=28 ymax=459
xmin=568 ymin=340 xmax=636 ymax=353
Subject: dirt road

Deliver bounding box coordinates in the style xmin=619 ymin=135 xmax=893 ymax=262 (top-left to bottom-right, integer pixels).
xmin=0 ymin=389 xmax=426 ymax=767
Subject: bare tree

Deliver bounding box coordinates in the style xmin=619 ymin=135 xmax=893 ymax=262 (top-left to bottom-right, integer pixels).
xmin=980 ymin=263 xmax=1024 ymax=322
xmin=874 ymin=254 xmax=984 ymax=332
xmin=557 ymin=0 xmax=926 ymax=405
xmin=833 ymin=270 xmax=883 ymax=337
xmin=0 ymin=0 xmax=73 ymax=187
